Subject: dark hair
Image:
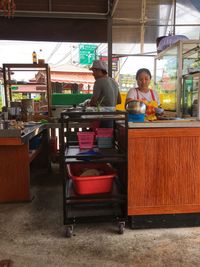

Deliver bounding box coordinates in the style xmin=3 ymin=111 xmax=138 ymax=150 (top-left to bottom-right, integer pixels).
xmin=136 ymin=68 xmax=152 ymax=80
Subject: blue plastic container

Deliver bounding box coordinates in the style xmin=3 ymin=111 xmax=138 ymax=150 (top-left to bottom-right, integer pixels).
xmin=128 ymin=113 xmax=145 ymax=122
xmin=29 ymin=136 xmax=42 ymax=149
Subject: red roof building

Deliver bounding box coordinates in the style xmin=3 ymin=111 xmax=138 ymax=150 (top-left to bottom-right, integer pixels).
xmin=29 ymin=63 xmax=95 ymax=94
xmin=0 ymin=64 xmax=95 ymax=94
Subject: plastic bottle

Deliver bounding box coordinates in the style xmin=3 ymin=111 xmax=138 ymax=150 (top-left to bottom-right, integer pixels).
xmin=32 ymin=51 xmax=37 ymax=64
xmin=38 ymin=49 xmax=45 ymax=64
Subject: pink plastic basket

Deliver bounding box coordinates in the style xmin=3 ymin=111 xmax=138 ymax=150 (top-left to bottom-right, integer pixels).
xmin=77 ymin=132 xmax=95 ymax=149
xmin=95 ymin=128 xmax=113 ymax=137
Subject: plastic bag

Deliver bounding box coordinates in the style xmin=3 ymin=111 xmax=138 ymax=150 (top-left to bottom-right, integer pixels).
xmin=157 ymin=35 xmax=189 ymax=53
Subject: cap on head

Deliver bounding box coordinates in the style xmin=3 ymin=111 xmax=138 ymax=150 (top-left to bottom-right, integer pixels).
xmin=89 ymin=60 xmax=108 ymax=73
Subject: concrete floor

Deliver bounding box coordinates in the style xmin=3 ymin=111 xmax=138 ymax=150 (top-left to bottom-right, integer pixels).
xmin=0 ymin=164 xmax=200 ymax=267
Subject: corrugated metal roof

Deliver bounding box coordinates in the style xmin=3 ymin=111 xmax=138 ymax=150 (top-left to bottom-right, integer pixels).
xmin=0 ymin=0 xmax=199 ymax=44
xmin=51 ymin=72 xmax=94 ymax=84
xmin=51 ymin=63 xmax=91 ymax=73
xmin=13 ymin=84 xmax=47 ymax=93
xmin=15 ymin=0 xmax=109 ymax=14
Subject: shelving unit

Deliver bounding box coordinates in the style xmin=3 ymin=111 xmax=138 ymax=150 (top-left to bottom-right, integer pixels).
xmin=59 ymin=110 xmax=128 ymax=237
xmin=154 ymin=40 xmax=200 ymax=115
xmin=182 ymin=72 xmax=200 ymax=118
xmin=2 ymin=63 xmax=52 ymax=116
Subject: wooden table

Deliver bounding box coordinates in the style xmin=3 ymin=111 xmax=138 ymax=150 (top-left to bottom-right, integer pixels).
xmin=0 ymin=125 xmax=50 ymax=203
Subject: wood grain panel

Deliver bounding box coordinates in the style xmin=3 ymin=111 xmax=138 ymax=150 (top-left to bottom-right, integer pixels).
xmin=128 ymin=128 xmax=200 ymax=215
xmin=0 ymin=144 xmax=30 ymax=202
xmin=128 ymin=205 xmax=200 ymax=215
xmin=129 ymin=128 xmax=200 ymax=138
xmin=0 ymin=138 xmax=22 ymax=146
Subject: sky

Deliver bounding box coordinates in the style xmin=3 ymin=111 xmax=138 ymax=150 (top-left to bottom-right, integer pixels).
xmin=0 ymin=40 xmax=155 ymax=81
xmin=0 ymin=1 xmax=199 ymax=81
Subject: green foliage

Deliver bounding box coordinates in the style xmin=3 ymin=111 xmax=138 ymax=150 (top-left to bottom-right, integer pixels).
xmin=12 ymin=93 xmax=24 ymax=101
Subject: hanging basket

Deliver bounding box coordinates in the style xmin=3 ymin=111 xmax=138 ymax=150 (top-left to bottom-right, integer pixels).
xmin=0 ymin=0 xmax=16 ymax=18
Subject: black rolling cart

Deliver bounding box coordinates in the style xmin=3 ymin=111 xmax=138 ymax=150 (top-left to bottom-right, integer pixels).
xmin=59 ymin=109 xmax=128 ymax=237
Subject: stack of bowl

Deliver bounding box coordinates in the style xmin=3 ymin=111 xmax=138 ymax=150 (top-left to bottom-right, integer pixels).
xmin=126 ymin=100 xmax=146 ymax=122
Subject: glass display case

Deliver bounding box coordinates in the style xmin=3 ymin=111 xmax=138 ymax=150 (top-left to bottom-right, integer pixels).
xmin=182 ymin=72 xmax=200 ymax=119
xmin=154 ymin=40 xmax=200 ymax=116
xmin=2 ymin=63 xmax=52 ymax=118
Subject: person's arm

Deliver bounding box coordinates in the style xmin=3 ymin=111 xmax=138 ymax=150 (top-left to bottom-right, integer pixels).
xmin=89 ymin=80 xmax=101 ymax=106
xmin=89 ymin=95 xmax=98 ymax=106
xmin=117 ymin=91 xmax=121 ymax=105
xmin=113 ymin=79 xmax=121 ymax=105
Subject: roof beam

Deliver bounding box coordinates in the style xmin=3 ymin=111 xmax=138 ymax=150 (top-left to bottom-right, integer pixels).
xmin=140 ymin=0 xmax=146 ymax=53
xmin=48 ymin=0 xmax=52 ymax=12
xmin=111 ymin=0 xmax=120 ymax=17
xmin=9 ymin=10 xmax=108 ymax=19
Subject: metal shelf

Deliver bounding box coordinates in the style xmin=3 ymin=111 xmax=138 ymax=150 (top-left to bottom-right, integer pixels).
xmin=2 ymin=63 xmax=52 ymax=116
xmin=59 ymin=110 xmax=128 ymax=236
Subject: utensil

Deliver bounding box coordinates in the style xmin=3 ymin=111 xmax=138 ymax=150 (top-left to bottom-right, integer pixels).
xmin=126 ymin=100 xmax=146 ymax=114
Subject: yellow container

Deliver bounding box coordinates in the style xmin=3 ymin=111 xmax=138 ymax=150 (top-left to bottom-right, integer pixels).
xmin=159 ymin=93 xmax=176 ymax=110
xmin=116 ymin=92 xmax=127 ymax=111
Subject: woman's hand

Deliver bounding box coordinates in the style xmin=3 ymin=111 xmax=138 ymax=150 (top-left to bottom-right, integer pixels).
xmin=155 ymin=107 xmax=164 ymax=115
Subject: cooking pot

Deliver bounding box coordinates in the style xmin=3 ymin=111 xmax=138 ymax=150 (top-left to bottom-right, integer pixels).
xmin=126 ymin=100 xmax=146 ymax=114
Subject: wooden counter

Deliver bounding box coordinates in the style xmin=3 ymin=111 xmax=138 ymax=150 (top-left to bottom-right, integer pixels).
xmin=0 ymin=125 xmax=50 ymax=203
xmin=128 ymin=121 xmax=200 ymax=216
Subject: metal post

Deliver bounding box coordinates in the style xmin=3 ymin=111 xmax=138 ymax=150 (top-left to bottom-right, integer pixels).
xmin=177 ymin=41 xmax=182 ymax=117
xmin=153 ymin=57 xmax=157 ymax=91
xmin=196 ymin=73 xmax=200 ymax=120
xmin=8 ymin=67 xmax=12 ymax=104
xmin=140 ymin=0 xmax=146 ymax=54
xmin=107 ymin=1 xmax=112 ymax=78
xmin=172 ymin=0 xmax=176 ymax=35
xmin=2 ymin=65 xmax=8 ymax=107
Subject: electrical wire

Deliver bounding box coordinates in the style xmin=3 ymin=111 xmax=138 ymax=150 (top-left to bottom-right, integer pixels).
xmin=51 ymin=48 xmax=72 ymax=66
xmin=46 ymin=42 xmax=62 ymax=62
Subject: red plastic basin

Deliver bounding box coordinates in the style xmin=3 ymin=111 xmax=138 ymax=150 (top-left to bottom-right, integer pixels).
xmin=66 ymin=163 xmax=116 ymax=195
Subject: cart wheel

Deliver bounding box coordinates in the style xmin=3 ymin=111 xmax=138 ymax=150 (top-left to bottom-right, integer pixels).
xmin=65 ymin=225 xmax=73 ymax=238
xmin=118 ymin=221 xmax=125 ymax=234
